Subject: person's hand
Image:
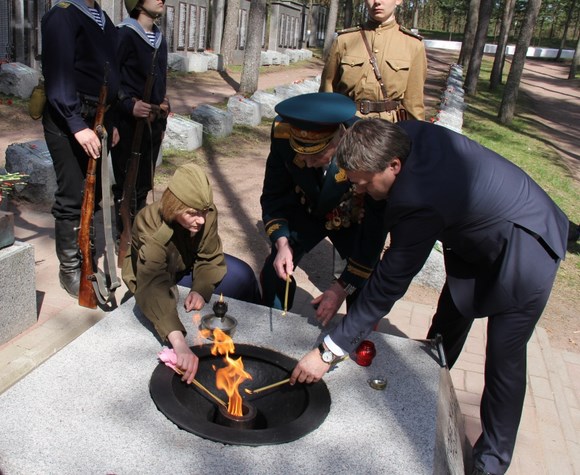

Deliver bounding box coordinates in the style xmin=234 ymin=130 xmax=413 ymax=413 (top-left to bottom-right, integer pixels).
xmin=290 ymin=348 xmax=330 ymax=385
xmin=168 ymin=331 xmax=199 ymax=384
xmin=74 ymin=128 xmax=101 ymax=159
xmin=184 ymin=290 xmax=205 ymax=312
xmin=132 ymin=99 xmax=152 ymax=119
xmin=273 ymin=237 xmax=293 ymax=280
xmin=111 ymin=126 xmax=120 ymax=147
xmin=311 ymin=281 xmax=346 ymax=326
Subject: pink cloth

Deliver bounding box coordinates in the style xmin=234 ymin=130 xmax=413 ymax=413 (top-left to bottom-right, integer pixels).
xmin=158 ymin=347 xmax=178 ymax=371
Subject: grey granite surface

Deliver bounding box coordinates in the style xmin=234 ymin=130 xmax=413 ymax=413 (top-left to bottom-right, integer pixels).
xmin=0 ymin=291 xmax=445 ymax=475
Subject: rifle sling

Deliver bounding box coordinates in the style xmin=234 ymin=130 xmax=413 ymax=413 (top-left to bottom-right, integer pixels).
xmin=92 ymin=133 xmax=121 ymax=305
xmin=360 ymin=29 xmax=390 ymax=102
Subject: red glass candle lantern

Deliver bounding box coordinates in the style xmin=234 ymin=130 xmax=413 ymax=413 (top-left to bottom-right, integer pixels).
xmin=354 ymin=340 xmax=376 ymax=366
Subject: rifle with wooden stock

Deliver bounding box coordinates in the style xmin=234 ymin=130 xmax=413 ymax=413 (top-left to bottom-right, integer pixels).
xmin=117 ymin=49 xmax=158 ymax=267
xmin=78 ymin=64 xmax=109 ymax=309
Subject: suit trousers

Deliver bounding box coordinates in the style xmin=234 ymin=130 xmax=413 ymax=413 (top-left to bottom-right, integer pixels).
xmin=427 ymin=227 xmax=560 ymax=474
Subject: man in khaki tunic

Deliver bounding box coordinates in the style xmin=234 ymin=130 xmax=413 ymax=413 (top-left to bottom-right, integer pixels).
xmin=320 ymin=0 xmax=427 ymax=121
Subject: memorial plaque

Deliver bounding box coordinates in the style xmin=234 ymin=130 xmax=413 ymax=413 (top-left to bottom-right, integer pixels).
xmin=198 ymin=7 xmax=207 ymax=50
xmin=187 ymin=4 xmax=197 ymax=50
xmin=165 ymin=6 xmax=175 ymax=51
xmin=178 ymin=2 xmax=186 ymax=49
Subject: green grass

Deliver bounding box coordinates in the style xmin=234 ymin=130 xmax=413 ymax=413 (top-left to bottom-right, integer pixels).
xmin=461 ymin=57 xmax=580 ymax=292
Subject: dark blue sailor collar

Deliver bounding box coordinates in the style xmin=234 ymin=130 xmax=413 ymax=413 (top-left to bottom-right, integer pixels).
xmin=58 ymin=0 xmax=106 ymax=29
xmin=118 ymin=18 xmax=162 ymax=49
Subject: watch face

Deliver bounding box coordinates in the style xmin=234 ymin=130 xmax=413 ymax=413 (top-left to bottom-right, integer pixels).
xmin=322 ymin=351 xmax=334 ymax=363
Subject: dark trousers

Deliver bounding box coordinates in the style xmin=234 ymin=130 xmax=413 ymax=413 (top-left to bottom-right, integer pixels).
xmin=260 ymin=224 xmax=360 ymax=310
xmin=43 ymin=105 xmax=111 ymax=220
xmin=177 ymin=254 xmax=262 ymax=305
xmin=427 ymin=228 xmax=560 ymax=474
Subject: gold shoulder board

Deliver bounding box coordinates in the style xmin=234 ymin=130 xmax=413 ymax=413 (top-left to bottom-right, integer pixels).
xmin=273 ymin=121 xmax=291 ymax=139
xmin=56 ymin=2 xmax=72 ymax=8
xmin=337 ymin=26 xmax=362 ymax=35
xmin=399 ymin=25 xmax=423 ymax=41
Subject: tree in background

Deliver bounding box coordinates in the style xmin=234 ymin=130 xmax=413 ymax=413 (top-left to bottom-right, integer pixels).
xmin=221 ymin=0 xmax=241 ymax=70
xmin=210 ymin=0 xmax=226 ymax=55
xmin=569 ymin=33 xmax=580 ymax=78
xmin=322 ymin=0 xmax=339 ymax=60
xmin=459 ymin=0 xmax=481 ymax=67
xmin=556 ymin=0 xmax=577 ymax=59
xmin=239 ymin=0 xmax=267 ymax=95
xmin=489 ymin=0 xmax=517 ymax=90
xmin=464 ymin=0 xmax=494 ymax=95
xmin=499 ymin=0 xmax=543 ymax=123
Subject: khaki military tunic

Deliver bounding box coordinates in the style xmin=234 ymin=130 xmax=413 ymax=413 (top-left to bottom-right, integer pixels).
xmin=122 ymin=201 xmax=226 ymax=340
xmin=320 ymin=20 xmax=427 ymax=121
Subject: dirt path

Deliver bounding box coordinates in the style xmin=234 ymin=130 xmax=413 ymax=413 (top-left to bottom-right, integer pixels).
xmin=516 ymin=58 xmax=580 ymax=182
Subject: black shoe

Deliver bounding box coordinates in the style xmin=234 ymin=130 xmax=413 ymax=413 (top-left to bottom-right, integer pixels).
xmin=568 ymin=221 xmax=580 ymax=242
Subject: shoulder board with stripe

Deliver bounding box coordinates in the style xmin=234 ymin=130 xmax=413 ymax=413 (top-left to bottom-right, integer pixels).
xmin=399 ymin=25 xmax=423 ymax=41
xmin=273 ymin=121 xmax=291 ymax=139
xmin=337 ymin=26 xmax=361 ymax=35
xmin=56 ymin=2 xmax=72 ymax=7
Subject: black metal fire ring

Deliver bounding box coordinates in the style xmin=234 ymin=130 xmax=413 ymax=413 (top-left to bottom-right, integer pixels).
xmin=149 ymin=343 xmax=331 ymax=446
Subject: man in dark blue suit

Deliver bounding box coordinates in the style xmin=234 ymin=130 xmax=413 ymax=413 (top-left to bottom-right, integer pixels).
xmin=291 ymin=118 xmax=569 ymax=475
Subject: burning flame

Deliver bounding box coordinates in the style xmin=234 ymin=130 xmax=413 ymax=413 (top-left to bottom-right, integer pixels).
xmin=204 ymin=327 xmax=252 ymax=416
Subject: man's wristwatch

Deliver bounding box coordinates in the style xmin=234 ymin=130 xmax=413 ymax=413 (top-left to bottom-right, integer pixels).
xmin=336 ymin=278 xmax=357 ymax=296
xmin=318 ymin=343 xmax=339 ymax=364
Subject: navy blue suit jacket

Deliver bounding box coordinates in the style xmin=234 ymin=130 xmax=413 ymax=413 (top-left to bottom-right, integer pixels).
xmin=330 ymin=121 xmax=569 ymax=353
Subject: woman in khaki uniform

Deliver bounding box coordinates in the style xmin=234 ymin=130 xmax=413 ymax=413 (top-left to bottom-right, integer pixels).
xmin=320 ymin=0 xmax=427 ymax=121
xmin=122 ymin=164 xmax=260 ymax=383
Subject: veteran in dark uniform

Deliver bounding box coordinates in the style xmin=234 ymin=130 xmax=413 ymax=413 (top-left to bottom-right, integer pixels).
xmin=41 ymin=0 xmax=120 ymax=298
xmin=291 ymin=119 xmax=570 ymax=475
xmin=320 ymin=0 xmax=427 ymax=121
xmin=260 ymin=93 xmax=388 ymax=324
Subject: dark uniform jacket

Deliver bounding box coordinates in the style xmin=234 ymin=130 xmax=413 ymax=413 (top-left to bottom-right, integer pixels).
xmin=116 ymin=18 xmax=168 ymax=129
xmin=41 ymin=0 xmax=120 ymax=134
xmin=260 ymin=118 xmax=388 ymax=288
xmin=122 ymin=201 xmax=226 ymax=340
xmin=330 ymin=121 xmax=569 ymax=353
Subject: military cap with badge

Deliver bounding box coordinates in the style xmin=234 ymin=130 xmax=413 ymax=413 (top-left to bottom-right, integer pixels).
xmin=271 ymin=93 xmax=364 ymax=232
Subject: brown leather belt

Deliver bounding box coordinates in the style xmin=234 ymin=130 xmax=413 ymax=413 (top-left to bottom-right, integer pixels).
xmin=357 ymin=99 xmax=400 ymax=114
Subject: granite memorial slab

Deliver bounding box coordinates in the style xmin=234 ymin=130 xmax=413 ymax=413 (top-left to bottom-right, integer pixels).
xmin=0 ymin=291 xmax=466 ymax=474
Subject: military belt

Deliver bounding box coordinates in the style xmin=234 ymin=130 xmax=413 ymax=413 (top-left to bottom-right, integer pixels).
xmin=357 ymin=99 xmax=400 ymax=115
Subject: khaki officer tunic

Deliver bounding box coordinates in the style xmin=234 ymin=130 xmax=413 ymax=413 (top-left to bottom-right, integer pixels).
xmin=320 ymin=20 xmax=427 ymax=121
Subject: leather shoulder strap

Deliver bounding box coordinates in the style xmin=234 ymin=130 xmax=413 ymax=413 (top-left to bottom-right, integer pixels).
xmin=359 ymin=30 xmax=389 ymax=101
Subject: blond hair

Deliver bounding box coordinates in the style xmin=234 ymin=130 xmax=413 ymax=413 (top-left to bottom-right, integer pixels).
xmin=160 ymin=188 xmax=190 ymax=223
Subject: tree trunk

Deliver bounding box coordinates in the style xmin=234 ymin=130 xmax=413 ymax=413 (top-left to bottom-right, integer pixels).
xmin=221 ymin=0 xmax=240 ymax=70
xmin=459 ymin=0 xmax=481 ymax=67
xmin=557 ymin=0 xmax=577 ymax=60
xmin=569 ymin=32 xmax=580 ymax=79
xmin=490 ymin=0 xmax=516 ymax=90
xmin=498 ymin=0 xmax=543 ymax=123
xmin=344 ymin=0 xmax=353 ymax=28
xmin=210 ymin=0 xmax=226 ymax=54
xmin=322 ymin=0 xmax=339 ymax=61
xmin=464 ymin=0 xmax=493 ymax=96
xmin=239 ymin=0 xmax=267 ymax=95
xmin=413 ymin=3 xmax=419 ymax=29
